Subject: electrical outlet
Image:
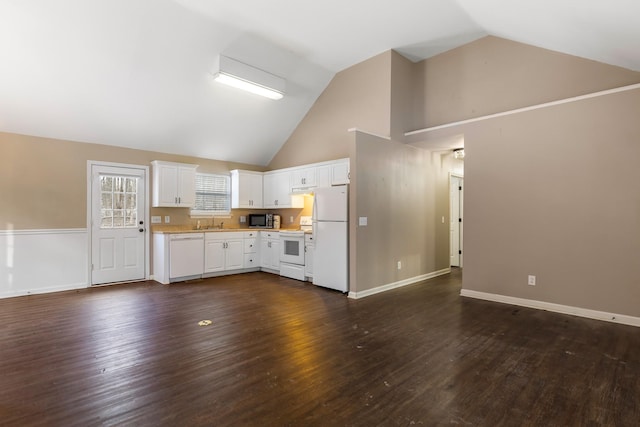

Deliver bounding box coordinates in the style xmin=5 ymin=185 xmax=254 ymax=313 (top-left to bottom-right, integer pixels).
xmin=397 ymin=261 xmax=402 ymax=270
xmin=290 ymin=216 xmax=294 ymax=223
xmin=164 ymin=216 xmax=170 ymax=224
xmin=528 ymin=275 xmax=536 ymax=286
xmin=240 ymin=216 xmax=246 ymax=223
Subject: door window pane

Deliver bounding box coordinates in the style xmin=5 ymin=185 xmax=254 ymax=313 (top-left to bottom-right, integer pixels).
xmin=100 ymin=175 xmax=138 ymax=229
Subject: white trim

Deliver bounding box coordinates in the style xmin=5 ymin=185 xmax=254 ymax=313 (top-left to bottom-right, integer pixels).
xmin=2 ymin=282 xmax=89 ymax=299
xmin=405 ymin=82 xmax=640 ymax=136
xmin=460 ymin=289 xmax=640 ymax=328
xmin=348 ymin=268 xmax=451 ymax=299
xmin=0 ymin=228 xmax=86 ymax=235
xmin=347 ymin=128 xmax=392 ymax=140
xmin=87 ymin=161 xmax=151 ymax=284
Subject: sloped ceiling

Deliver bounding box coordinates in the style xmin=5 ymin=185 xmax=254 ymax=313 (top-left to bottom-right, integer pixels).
xmin=1 ymin=0 xmax=639 ymax=165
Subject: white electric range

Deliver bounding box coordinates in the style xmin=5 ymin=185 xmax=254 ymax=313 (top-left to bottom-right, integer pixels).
xmin=279 ymin=216 xmax=312 ymax=281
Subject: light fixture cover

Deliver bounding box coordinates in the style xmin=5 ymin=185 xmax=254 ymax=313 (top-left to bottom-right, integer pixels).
xmin=212 ymin=55 xmax=285 ymax=100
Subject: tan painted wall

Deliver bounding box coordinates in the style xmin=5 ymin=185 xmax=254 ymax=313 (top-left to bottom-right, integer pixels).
xmin=408 ymin=36 xmax=640 ymax=317
xmin=268 ymin=51 xmax=392 ymax=170
xmin=390 ymin=51 xmax=419 ymax=141
xmin=0 ymin=131 xmax=263 ymax=230
xmin=462 ymin=88 xmax=640 ymax=317
xmin=413 ymin=36 xmax=640 ymax=130
xmin=352 ymin=132 xmax=445 ymax=293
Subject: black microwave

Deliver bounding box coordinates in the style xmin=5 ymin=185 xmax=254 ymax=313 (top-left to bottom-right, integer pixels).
xmin=248 ymin=213 xmax=273 ymax=228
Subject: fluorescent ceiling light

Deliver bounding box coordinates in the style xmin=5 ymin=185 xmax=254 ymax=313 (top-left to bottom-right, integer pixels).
xmin=212 ymin=55 xmax=285 ymax=100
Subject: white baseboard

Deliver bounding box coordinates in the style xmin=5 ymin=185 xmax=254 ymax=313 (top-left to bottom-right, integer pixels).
xmin=460 ymin=289 xmax=640 ymax=328
xmin=348 ymin=268 xmax=451 ymax=299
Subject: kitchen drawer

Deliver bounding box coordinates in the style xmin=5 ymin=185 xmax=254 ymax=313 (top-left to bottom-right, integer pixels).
xmin=244 ymin=253 xmax=259 ymax=268
xmin=243 ymin=231 xmax=258 ymax=238
xmin=244 ymin=238 xmax=257 ymax=253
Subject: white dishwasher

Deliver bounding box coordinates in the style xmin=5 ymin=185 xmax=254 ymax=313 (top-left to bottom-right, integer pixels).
xmin=169 ymin=233 xmax=204 ymax=280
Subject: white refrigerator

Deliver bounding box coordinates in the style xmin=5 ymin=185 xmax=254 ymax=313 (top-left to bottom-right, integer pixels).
xmin=312 ymin=185 xmax=348 ymax=292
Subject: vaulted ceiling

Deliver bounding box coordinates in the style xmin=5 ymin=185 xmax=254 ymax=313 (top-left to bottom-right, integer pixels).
xmin=1 ymin=0 xmax=639 ymax=165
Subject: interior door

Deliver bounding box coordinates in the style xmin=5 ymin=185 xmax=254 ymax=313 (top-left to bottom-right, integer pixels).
xmin=450 ymin=175 xmax=463 ymax=267
xmin=91 ymin=164 xmax=146 ymax=284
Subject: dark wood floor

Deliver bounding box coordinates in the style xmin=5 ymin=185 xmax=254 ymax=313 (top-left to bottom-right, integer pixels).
xmin=0 ymin=269 xmax=638 ymax=426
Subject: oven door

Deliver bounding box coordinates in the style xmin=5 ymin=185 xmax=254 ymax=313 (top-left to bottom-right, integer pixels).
xmin=280 ymin=232 xmax=305 ymax=265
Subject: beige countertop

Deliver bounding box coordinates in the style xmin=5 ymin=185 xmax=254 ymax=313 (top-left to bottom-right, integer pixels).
xmin=151 ymin=226 xmax=302 ymax=234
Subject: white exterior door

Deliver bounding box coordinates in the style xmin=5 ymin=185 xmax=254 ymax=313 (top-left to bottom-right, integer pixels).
xmin=91 ymin=164 xmax=147 ymax=285
xmin=450 ymin=175 xmax=463 ymax=267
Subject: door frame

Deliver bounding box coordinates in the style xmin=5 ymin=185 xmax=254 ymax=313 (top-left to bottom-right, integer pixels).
xmin=86 ymin=161 xmax=150 ymax=285
xmin=449 ymin=173 xmax=464 ymax=268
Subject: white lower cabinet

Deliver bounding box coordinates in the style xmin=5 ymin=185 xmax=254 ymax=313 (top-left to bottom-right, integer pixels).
xmin=243 ymin=231 xmax=260 ymax=269
xmin=204 ymin=232 xmax=244 ymax=274
xmin=304 ymin=234 xmax=314 ymax=279
xmin=154 ymin=230 xmax=292 ymax=284
xmin=260 ymin=232 xmax=280 ymax=271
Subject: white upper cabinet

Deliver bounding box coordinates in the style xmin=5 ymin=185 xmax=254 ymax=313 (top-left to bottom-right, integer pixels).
xmin=263 ymin=171 xmax=304 ymax=209
xmin=313 ymin=158 xmax=350 ymax=188
xmin=331 ymin=158 xmax=350 ymax=185
xmin=290 ymin=166 xmax=317 ymax=191
xmin=230 ymin=170 xmax=263 ymax=209
xmin=316 ymin=165 xmax=331 ymax=188
xmin=151 ymin=161 xmax=197 ymax=207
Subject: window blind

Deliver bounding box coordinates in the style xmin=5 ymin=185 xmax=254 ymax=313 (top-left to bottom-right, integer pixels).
xmin=193 ymin=173 xmax=230 ymax=214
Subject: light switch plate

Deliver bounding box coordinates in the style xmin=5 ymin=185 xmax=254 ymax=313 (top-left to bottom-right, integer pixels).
xmin=359 ymin=217 xmax=368 ymax=226
xmin=151 ymin=216 xmax=161 ymax=224
xmin=164 ymin=216 xmax=170 ymax=223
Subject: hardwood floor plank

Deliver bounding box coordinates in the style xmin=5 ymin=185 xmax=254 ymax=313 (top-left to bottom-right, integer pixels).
xmin=1 ymin=270 xmax=639 ymax=426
